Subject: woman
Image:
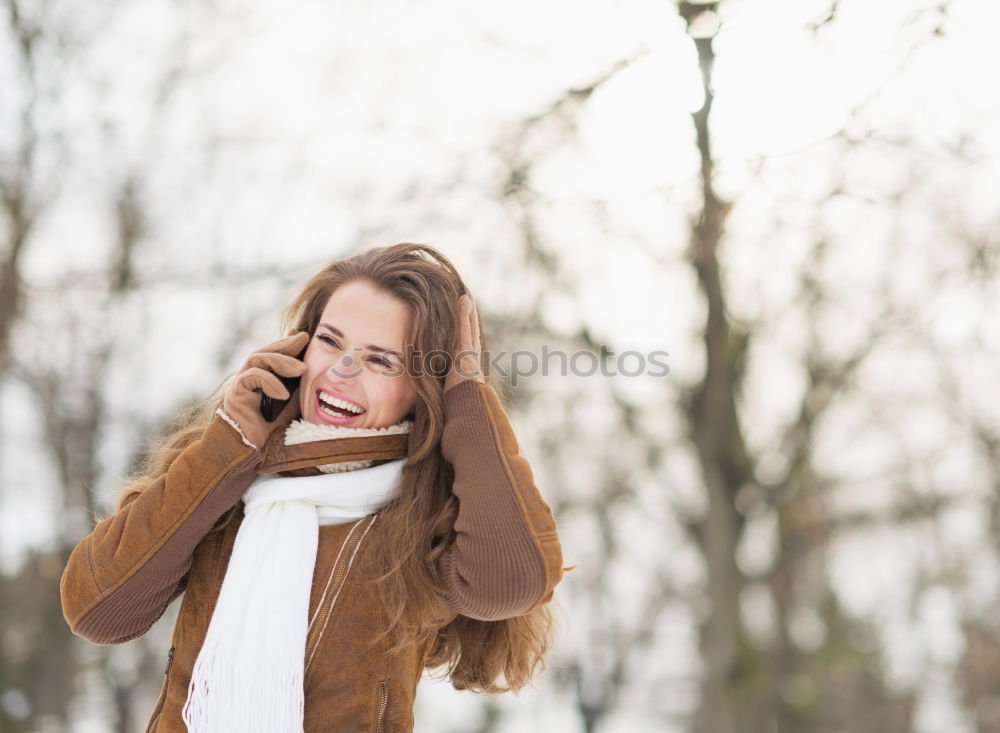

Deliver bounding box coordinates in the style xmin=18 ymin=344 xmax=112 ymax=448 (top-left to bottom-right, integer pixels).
xmin=59 ymin=243 xmax=565 ymax=732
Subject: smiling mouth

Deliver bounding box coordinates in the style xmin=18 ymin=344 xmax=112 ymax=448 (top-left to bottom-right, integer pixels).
xmin=316 ymin=391 xmax=366 ymax=420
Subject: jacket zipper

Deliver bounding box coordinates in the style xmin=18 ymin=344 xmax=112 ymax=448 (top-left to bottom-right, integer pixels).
xmin=375 ymin=680 xmax=388 ymax=733
xmin=303 ymin=516 xmax=375 ymax=669
xmin=145 ymin=645 xmax=175 ymax=733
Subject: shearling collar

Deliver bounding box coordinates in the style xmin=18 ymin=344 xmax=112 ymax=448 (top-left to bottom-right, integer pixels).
xmin=257 ymin=418 xmax=412 ymax=477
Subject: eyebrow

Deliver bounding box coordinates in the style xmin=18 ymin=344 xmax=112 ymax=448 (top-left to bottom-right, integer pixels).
xmin=317 ymin=323 xmax=403 ymax=357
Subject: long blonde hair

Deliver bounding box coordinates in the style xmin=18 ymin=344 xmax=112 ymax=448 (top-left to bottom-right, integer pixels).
xmin=116 ymin=243 xmax=554 ymax=692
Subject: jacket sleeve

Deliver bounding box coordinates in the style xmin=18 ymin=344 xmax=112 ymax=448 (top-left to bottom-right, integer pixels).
xmin=59 ymin=410 xmax=259 ymax=645
xmin=437 ymin=379 xmax=564 ymax=621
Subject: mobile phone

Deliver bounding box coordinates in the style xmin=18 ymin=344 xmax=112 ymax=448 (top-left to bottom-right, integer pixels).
xmin=259 ymin=344 xmax=308 ymax=422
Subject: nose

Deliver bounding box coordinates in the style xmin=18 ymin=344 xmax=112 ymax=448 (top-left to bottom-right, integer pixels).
xmin=327 ymin=351 xmax=362 ymax=379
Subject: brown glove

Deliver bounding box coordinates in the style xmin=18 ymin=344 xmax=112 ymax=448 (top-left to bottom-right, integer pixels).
xmin=220 ymin=331 xmax=310 ymax=450
xmin=443 ymin=294 xmax=486 ymax=393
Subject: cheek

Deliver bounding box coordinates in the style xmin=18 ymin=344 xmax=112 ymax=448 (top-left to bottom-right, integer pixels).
xmin=390 ymin=379 xmax=416 ymax=411
xmin=371 ymin=377 xmax=405 ymax=410
xmin=302 ymin=349 xmax=328 ymax=382
xmin=299 ymin=352 xmax=325 ymax=397
xmin=305 ymin=362 xmax=324 ymax=384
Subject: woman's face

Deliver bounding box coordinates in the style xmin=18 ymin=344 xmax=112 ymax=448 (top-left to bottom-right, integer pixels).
xmin=298 ymin=280 xmax=417 ymax=429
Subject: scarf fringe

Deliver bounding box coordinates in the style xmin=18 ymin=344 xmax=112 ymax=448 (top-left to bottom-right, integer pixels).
xmin=183 ymin=642 xmax=305 ymax=732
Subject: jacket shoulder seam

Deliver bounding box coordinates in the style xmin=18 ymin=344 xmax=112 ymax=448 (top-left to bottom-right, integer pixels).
xmin=86 ymin=539 xmax=103 ymax=595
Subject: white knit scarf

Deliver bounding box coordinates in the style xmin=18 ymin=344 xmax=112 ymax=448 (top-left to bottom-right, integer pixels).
xmin=181 ymin=418 xmax=412 ymax=733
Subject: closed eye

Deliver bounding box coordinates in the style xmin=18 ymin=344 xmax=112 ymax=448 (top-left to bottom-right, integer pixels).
xmin=318 ymin=334 xmax=392 ymax=368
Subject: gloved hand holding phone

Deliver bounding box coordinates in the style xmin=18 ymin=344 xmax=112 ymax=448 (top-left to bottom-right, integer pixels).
xmin=221 ymin=331 xmax=309 ymax=449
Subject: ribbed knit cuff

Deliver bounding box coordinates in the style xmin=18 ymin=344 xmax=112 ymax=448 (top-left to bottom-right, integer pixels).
xmin=442 ymin=378 xmax=486 ymax=420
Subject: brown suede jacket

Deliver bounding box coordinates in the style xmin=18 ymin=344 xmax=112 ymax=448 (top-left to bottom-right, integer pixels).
xmin=59 ymin=379 xmax=563 ymax=732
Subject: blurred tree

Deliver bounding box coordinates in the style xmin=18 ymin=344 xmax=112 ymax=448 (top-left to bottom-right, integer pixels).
xmin=0 ymin=0 xmax=42 ymax=375
xmin=3 ymin=0 xmax=998 ymax=732
xmin=0 ymin=2 xmax=220 ymax=730
xmin=2 ymin=0 xmax=74 ymax=729
xmin=482 ymin=0 xmax=987 ymax=731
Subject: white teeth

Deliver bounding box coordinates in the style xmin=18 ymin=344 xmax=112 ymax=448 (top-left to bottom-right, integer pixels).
xmin=318 ymin=392 xmax=364 ymax=414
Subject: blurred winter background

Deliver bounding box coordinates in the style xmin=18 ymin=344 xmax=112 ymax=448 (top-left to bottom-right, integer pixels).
xmin=2 ymin=0 xmax=1000 ymax=731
